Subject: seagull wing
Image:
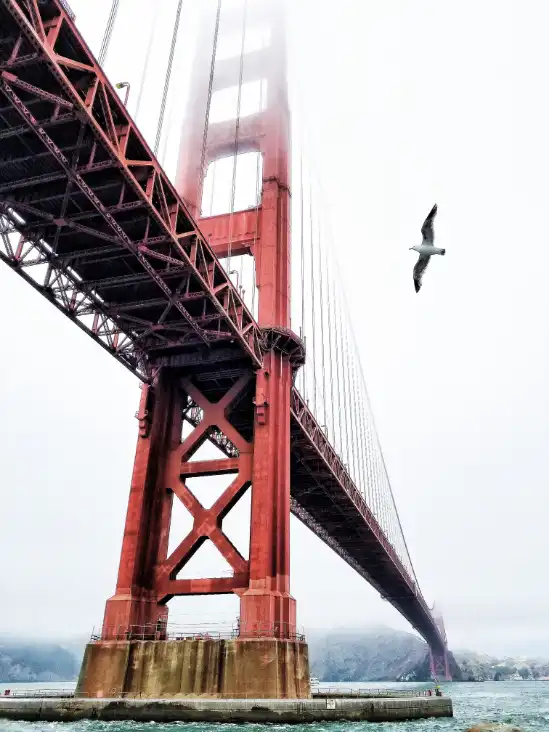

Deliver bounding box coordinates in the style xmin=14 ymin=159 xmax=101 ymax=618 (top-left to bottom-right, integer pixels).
xmin=413 ymin=254 xmax=430 ymax=293
xmin=421 ymin=203 xmax=438 ymax=245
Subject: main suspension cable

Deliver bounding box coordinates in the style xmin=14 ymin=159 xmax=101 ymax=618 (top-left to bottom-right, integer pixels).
xmin=154 ymin=0 xmax=184 ymax=156
xmin=227 ymin=0 xmax=249 ymax=274
xmin=98 ymin=0 xmax=120 ymax=66
xmin=198 ymin=0 xmax=223 ymax=209
xmin=247 ymin=74 xmax=264 ymax=311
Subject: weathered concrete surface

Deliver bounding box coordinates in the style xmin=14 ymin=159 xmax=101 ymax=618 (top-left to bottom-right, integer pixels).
xmin=0 ymin=696 xmax=452 ymax=723
xmin=77 ymin=639 xmax=310 ymax=699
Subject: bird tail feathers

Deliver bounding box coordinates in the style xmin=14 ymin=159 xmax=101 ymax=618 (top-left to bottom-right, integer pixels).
xmin=440 ymin=248 xmax=446 ymax=255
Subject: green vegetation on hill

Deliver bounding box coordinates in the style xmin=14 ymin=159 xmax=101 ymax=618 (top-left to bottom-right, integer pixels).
xmin=4 ymin=629 xmax=547 ymax=684
xmin=308 ymin=626 xmax=433 ymax=682
xmin=0 ymin=639 xmax=79 ymax=683
xmin=308 ymin=626 xmax=548 ymax=682
xmin=456 ymin=650 xmax=549 ymax=681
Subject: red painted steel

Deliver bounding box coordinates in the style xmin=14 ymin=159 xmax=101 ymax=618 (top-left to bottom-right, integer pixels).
xmin=0 ymin=0 xmax=449 ymax=661
xmin=102 ymin=370 xmax=255 ymax=636
xmin=199 ymin=210 xmax=260 ymax=259
xmin=0 ymin=0 xmax=263 ymax=379
xmin=429 ymin=613 xmax=451 ymax=681
xmin=106 ymin=0 xmax=299 ymax=639
xmin=430 ymin=649 xmax=451 ymax=682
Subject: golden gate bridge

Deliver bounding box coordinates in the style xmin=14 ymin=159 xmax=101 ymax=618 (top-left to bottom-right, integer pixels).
xmin=0 ymin=0 xmax=451 ymax=696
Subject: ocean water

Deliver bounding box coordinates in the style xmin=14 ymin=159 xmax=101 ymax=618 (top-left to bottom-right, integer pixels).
xmin=1 ymin=681 xmax=549 ymax=731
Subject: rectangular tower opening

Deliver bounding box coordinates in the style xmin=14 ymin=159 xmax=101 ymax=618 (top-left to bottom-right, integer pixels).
xmin=208 ymin=80 xmax=267 ymax=124
xmin=201 ymin=151 xmax=263 ymax=217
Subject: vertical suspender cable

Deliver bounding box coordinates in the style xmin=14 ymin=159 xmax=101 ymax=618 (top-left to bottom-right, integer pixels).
xmin=294 ymin=88 xmax=415 ymax=583
xmin=349 ymin=332 xmax=372 ymax=508
xmin=379 ymin=436 xmax=418 ymax=584
xmin=356 ymin=371 xmax=368 ymax=499
xmin=342 ymin=317 xmax=357 ymax=482
xmin=227 ymin=0 xmax=249 ymax=275
xmin=348 ymin=346 xmax=361 ymax=487
xmin=333 ymin=271 xmax=345 ymax=459
xmin=160 ymin=99 xmax=177 ymax=166
xmin=349 ymin=319 xmax=418 ymax=583
xmin=198 ymin=0 xmax=223 ymax=210
xmin=154 ymin=0 xmax=184 ymax=156
xmin=299 ymin=151 xmax=306 ymax=396
xmin=308 ymin=183 xmax=317 ymax=416
xmin=246 ymin=72 xmax=264 ymax=302
xmin=326 ymin=243 xmax=336 ymax=447
xmin=317 ymin=212 xmax=327 ymax=431
xmin=335 ymin=285 xmax=348 ymax=466
xmin=356 ymin=382 xmax=369 ymax=503
xmin=250 ymin=76 xmax=265 ymax=316
xmin=207 ymin=161 xmax=217 ymax=217
xmin=342 ymin=294 xmax=352 ymax=471
xmin=381 ymin=468 xmax=389 ymax=538
xmin=98 ymin=0 xmax=120 ymax=66
xmin=365 ymin=403 xmax=376 ymax=514
xmin=374 ymin=429 xmax=383 ymax=526
xmin=338 ymin=280 xmax=377 ymax=520
xmin=134 ymin=3 xmax=160 ymax=120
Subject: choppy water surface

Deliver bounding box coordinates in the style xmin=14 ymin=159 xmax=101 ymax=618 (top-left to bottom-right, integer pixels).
xmin=1 ymin=681 xmax=549 ymax=731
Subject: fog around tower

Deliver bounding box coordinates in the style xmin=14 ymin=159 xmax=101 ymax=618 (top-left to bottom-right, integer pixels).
xmin=1 ymin=0 xmax=549 ymax=658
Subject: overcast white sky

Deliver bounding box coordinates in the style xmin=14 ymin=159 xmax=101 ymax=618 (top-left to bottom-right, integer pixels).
xmin=1 ymin=0 xmax=549 ymax=658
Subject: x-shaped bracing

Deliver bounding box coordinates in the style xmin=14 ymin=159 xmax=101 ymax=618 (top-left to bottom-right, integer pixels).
xmin=156 ymin=374 xmax=253 ymax=603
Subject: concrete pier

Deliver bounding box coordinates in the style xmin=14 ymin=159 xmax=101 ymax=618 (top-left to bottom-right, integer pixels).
xmin=77 ymin=639 xmax=310 ymax=699
xmin=0 ymin=695 xmax=453 ymax=723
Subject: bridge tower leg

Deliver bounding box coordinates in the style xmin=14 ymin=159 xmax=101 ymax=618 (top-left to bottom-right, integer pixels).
xmin=429 ymin=647 xmax=451 ymax=682
xmin=429 ymin=610 xmax=452 ymax=681
xmin=77 ymin=0 xmax=309 ymax=699
xmin=171 ymin=0 xmax=301 ymax=645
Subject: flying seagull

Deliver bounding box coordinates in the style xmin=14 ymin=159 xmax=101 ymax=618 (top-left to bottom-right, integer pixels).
xmin=410 ymin=204 xmax=445 ymax=293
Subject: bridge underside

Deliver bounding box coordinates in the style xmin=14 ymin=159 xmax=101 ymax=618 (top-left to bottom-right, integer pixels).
xmin=290 ymin=396 xmax=444 ymax=654
xmin=0 ymin=0 xmax=447 ymax=672
xmin=174 ymin=367 xmax=445 ymax=653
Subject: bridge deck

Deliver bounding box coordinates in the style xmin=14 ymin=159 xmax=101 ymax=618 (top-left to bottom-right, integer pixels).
xmin=0 ymin=0 xmax=262 ymax=376
xmin=0 ymin=0 xmax=444 ymax=654
xmin=290 ymin=391 xmax=441 ymax=649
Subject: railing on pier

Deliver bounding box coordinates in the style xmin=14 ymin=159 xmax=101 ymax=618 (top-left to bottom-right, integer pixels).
xmin=2 ymin=687 xmax=437 ymax=700
xmin=312 ymin=687 xmax=437 ymax=698
xmin=91 ymin=621 xmax=305 ymax=643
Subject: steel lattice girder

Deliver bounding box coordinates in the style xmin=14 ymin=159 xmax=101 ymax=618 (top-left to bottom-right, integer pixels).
xmin=182 ymin=381 xmax=440 ymax=650
xmin=0 ymin=0 xmax=263 ymax=378
xmin=289 ymin=390 xmax=445 ymax=652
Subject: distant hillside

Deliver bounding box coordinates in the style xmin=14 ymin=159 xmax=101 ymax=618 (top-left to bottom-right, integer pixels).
xmin=6 ymin=629 xmax=544 ymax=684
xmin=3 ymin=629 xmax=435 ymax=683
xmin=308 ymin=626 xmax=549 ymax=682
xmin=0 ymin=639 xmax=81 ymax=683
xmin=308 ymin=626 xmax=431 ymax=682
xmin=453 ymin=649 xmax=549 ymax=681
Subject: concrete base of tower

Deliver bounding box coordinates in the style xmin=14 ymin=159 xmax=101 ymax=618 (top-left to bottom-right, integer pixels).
xmin=76 ymin=638 xmax=310 ymax=699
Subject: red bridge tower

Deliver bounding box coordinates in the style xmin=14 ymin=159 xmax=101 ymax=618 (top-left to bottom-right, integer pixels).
xmin=78 ymin=0 xmax=310 ymax=699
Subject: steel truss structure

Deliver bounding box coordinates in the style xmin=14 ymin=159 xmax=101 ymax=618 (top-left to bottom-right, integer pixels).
xmin=0 ymin=0 xmax=263 ymax=380
xmin=0 ymin=0 xmax=449 ymax=675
